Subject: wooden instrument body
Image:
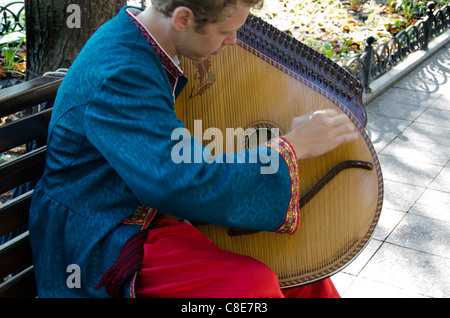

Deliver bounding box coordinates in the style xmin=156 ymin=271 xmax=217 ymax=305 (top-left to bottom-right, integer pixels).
xmin=174 ymin=15 xmax=383 ymax=288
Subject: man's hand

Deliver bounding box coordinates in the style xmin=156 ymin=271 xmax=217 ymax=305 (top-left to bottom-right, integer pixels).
xmin=283 ymin=109 xmax=359 ymax=160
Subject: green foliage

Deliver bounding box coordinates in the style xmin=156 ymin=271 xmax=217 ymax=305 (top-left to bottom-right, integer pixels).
xmin=319 ymin=42 xmax=333 ymax=58
xmin=387 ymin=0 xmax=450 ymax=19
xmin=0 ymin=5 xmax=26 ymax=78
xmin=254 ymin=0 xmax=448 ymax=65
xmin=1 ymin=33 xmax=26 ymax=77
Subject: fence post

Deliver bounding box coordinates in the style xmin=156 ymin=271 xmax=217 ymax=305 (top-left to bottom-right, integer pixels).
xmin=362 ymin=36 xmax=375 ymax=90
xmin=423 ymin=1 xmax=436 ymax=50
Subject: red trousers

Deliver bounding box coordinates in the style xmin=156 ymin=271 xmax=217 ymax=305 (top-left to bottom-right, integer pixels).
xmin=135 ymin=219 xmax=340 ymax=298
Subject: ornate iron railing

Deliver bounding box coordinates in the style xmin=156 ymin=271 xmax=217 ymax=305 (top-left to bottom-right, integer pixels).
xmin=344 ymin=2 xmax=450 ymax=90
xmin=0 ymin=1 xmax=24 ymax=37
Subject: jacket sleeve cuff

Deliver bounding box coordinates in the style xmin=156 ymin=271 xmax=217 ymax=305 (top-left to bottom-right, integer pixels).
xmin=264 ymin=137 xmax=300 ymax=235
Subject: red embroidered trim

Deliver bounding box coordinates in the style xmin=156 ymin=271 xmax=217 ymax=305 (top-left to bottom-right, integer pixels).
xmin=122 ymin=204 xmax=158 ymax=230
xmin=264 ymin=137 xmax=300 ymax=235
xmin=129 ymin=272 xmax=138 ymax=298
xmin=126 ymin=8 xmax=184 ymax=93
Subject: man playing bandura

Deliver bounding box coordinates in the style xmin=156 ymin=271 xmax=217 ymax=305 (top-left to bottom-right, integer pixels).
xmin=29 ymin=0 xmax=357 ymax=298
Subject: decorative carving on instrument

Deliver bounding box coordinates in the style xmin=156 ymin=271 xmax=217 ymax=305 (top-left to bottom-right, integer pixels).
xmin=228 ymin=160 xmax=374 ymax=236
xmin=238 ymin=14 xmax=367 ymax=127
xmin=188 ymin=59 xmax=216 ymax=99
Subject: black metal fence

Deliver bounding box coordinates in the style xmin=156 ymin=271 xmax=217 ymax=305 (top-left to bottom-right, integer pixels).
xmin=344 ymin=2 xmax=450 ymax=89
xmin=1 ymin=1 xmax=449 ymax=90
xmin=0 ymin=1 xmax=24 ymax=37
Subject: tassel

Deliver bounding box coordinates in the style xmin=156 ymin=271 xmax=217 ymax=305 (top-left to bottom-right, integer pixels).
xmin=95 ymin=230 xmax=149 ymax=298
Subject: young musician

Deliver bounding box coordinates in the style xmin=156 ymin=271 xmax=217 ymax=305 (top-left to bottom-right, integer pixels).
xmin=29 ymin=0 xmax=357 ymax=298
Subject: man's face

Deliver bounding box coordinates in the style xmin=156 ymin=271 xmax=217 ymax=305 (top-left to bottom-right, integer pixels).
xmin=175 ymin=5 xmax=250 ymax=61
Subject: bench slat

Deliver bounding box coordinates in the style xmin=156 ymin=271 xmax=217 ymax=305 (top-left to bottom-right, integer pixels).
xmin=0 ymin=192 xmax=32 ymax=238
xmin=0 ymin=108 xmax=52 ymax=153
xmin=0 ymin=266 xmax=37 ymax=298
xmin=0 ymin=147 xmax=46 ymax=195
xmin=0 ymin=232 xmax=33 ymax=279
xmin=0 ymin=76 xmax=62 ymax=117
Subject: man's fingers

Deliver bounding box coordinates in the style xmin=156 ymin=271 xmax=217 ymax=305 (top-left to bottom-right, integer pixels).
xmin=318 ymin=110 xmax=359 ymax=144
xmin=333 ymin=121 xmax=359 ymax=144
xmin=285 ymin=108 xmax=360 ymax=159
xmin=309 ymin=108 xmax=338 ymax=119
xmin=336 ymin=130 xmax=359 ymax=145
xmin=333 ymin=120 xmax=356 ymax=135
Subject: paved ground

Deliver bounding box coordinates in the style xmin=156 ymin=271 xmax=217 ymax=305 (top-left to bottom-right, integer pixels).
xmin=332 ymin=40 xmax=450 ymax=298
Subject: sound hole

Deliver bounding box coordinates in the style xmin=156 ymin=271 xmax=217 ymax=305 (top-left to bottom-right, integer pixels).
xmin=244 ymin=121 xmax=283 ymax=150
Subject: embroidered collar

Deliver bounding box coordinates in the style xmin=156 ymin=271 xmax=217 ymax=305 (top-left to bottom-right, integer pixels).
xmin=126 ymin=8 xmax=185 ymax=93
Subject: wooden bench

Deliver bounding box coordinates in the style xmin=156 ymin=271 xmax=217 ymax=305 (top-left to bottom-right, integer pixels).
xmin=0 ymin=74 xmax=64 ymax=298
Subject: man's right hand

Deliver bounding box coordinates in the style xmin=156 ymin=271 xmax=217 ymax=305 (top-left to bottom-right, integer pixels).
xmin=282 ymin=109 xmax=359 ymax=160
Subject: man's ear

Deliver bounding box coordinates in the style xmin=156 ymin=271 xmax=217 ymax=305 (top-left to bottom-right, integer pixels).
xmin=171 ymin=7 xmax=195 ymax=31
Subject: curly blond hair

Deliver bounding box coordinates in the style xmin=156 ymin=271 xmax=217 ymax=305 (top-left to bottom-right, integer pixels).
xmin=151 ymin=0 xmax=264 ymax=30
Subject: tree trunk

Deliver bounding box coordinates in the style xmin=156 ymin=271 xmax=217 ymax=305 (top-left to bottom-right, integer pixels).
xmin=25 ymin=0 xmax=127 ymax=79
